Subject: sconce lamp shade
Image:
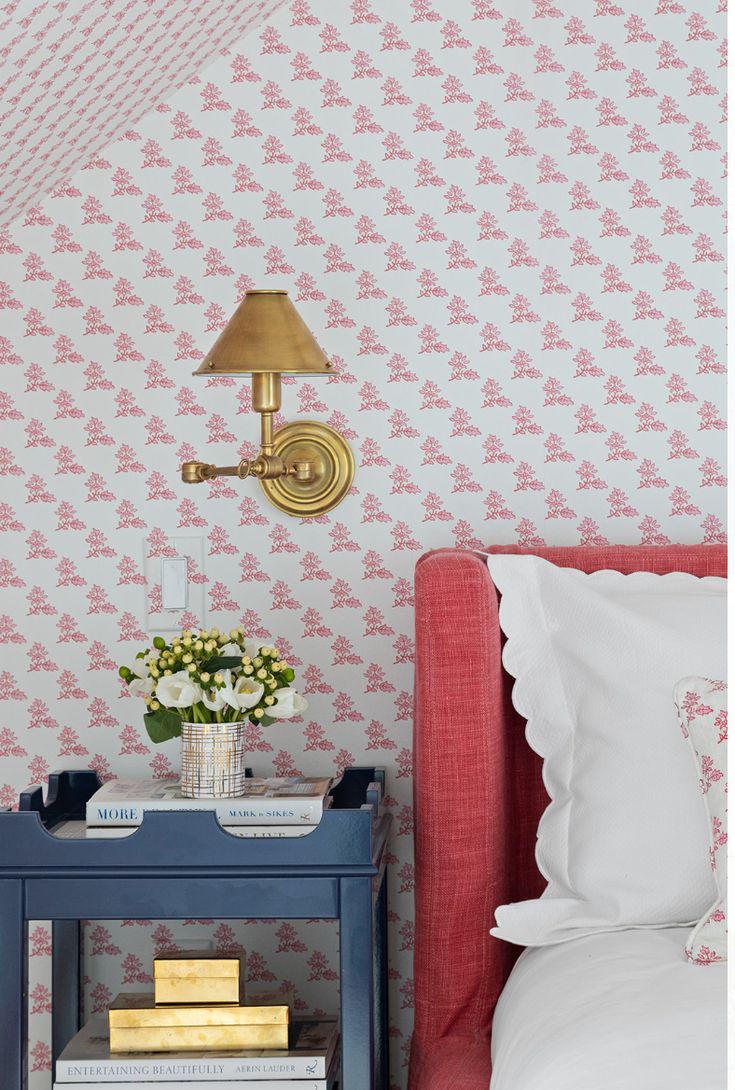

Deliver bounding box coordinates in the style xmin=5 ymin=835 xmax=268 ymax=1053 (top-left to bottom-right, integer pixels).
xmin=193 ymin=290 xmax=331 ymax=375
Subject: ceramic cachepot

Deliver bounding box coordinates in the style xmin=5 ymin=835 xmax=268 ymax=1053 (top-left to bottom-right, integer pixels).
xmin=179 ymin=720 xmax=247 ymax=799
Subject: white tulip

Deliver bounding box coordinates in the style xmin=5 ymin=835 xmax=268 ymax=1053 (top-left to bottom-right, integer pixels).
xmin=216 ymin=669 xmax=240 ymax=712
xmin=201 ymin=687 xmax=227 ymax=712
xmin=233 ymin=675 xmax=264 ymax=709
xmin=218 ymin=642 xmax=242 ymax=657
xmin=155 ymin=670 xmax=203 ymax=710
xmin=129 ymin=676 xmax=155 ymax=698
xmin=215 ymin=670 xmax=264 ymax=712
xmin=266 ymin=687 xmax=308 ymax=719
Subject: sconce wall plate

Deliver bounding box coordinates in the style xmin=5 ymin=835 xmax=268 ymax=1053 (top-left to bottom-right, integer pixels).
xmin=259 ymin=421 xmax=354 ymax=518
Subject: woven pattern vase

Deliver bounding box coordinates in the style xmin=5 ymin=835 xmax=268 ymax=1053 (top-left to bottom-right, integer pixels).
xmin=180 ymin=721 xmax=247 ymax=799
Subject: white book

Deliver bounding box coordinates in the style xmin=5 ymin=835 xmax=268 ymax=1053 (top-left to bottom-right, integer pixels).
xmin=85 ymin=824 xmax=317 ymax=839
xmin=56 ymin=1016 xmax=339 ymax=1082
xmin=55 ymin=801 xmax=332 ymax=842
xmin=53 ymin=1052 xmax=339 ymax=1089
xmin=85 ymin=777 xmax=333 ymax=827
xmin=54 ymin=1077 xmax=337 ymax=1090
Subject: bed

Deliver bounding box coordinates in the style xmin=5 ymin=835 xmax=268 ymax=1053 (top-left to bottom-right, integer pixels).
xmin=490 ymin=926 xmax=725 ymax=1090
xmin=408 ymin=544 xmax=727 ymax=1090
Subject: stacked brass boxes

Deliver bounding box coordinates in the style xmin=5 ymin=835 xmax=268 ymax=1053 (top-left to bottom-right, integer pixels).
xmin=108 ymin=951 xmax=289 ymax=1053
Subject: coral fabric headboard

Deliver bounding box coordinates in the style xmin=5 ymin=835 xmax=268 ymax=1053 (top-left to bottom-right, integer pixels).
xmin=409 ymin=544 xmax=727 ymax=1090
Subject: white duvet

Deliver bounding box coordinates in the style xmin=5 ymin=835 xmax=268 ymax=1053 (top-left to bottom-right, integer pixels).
xmin=490 ymin=928 xmax=726 ymax=1090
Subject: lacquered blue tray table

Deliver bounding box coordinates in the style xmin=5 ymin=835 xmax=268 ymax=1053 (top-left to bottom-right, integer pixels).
xmin=0 ymin=765 xmax=391 ymax=1090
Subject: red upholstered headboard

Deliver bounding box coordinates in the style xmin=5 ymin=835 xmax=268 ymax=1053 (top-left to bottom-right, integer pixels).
xmin=409 ymin=545 xmax=727 ymax=1090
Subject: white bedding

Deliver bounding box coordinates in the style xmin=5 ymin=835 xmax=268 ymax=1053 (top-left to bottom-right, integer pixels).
xmin=490 ymin=927 xmax=726 ymax=1090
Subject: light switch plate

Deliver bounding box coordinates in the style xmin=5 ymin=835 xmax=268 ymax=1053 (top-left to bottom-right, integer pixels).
xmin=144 ymin=535 xmax=207 ymax=633
xmin=161 ymin=556 xmax=189 ymax=611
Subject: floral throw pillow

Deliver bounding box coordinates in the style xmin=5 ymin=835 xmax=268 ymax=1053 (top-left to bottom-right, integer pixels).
xmin=674 ymin=677 xmax=728 ymax=965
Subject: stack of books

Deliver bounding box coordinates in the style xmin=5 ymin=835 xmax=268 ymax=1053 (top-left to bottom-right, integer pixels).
xmin=54 ymin=1014 xmax=340 ymax=1090
xmin=83 ymin=776 xmax=334 ymax=839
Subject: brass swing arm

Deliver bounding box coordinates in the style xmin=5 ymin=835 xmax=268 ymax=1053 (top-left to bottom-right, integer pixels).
xmin=181 ymin=454 xmax=313 ymax=484
xmin=182 ymin=376 xmax=314 ymax=485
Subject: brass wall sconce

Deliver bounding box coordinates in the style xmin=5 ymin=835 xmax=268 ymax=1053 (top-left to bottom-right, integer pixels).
xmin=181 ymin=290 xmax=354 ymax=518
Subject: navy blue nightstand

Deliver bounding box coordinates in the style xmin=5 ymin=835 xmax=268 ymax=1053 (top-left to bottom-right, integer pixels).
xmin=0 ymin=766 xmax=391 ymax=1090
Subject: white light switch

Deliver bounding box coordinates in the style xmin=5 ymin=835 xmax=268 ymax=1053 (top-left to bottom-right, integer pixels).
xmin=161 ymin=556 xmax=188 ymax=611
xmin=143 ymin=534 xmax=206 ymax=633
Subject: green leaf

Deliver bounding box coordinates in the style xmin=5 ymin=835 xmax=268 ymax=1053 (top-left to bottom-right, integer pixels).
xmin=259 ymin=714 xmax=275 ymax=728
xmin=144 ymin=708 xmax=182 ymax=744
xmin=152 ymin=636 xmax=167 ymax=651
xmin=202 ymin=655 xmax=243 ymax=673
xmin=118 ymin=666 xmax=131 ymax=681
xmin=281 ymin=668 xmax=295 ymax=683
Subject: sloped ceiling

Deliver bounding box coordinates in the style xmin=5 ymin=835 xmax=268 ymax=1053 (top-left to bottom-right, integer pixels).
xmin=0 ymin=0 xmax=288 ymax=228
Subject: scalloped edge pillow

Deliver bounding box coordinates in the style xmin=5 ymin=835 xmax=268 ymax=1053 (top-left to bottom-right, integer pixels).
xmin=486 ymin=555 xmax=726 ymax=946
xmin=674 ymin=677 xmax=728 ymax=964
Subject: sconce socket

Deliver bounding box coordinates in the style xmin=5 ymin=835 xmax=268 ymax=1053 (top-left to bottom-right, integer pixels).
xmin=251 ymin=372 xmax=282 ymax=415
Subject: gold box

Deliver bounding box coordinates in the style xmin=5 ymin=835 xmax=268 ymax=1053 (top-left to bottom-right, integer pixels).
xmin=153 ymin=951 xmax=242 ymax=1005
xmin=109 ymin=991 xmax=289 ymax=1027
xmin=108 ymin=991 xmax=290 ymax=1054
xmin=109 ymin=1023 xmax=289 ymax=1053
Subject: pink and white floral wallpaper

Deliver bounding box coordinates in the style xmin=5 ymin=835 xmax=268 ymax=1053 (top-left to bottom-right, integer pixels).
xmin=0 ymin=0 xmax=288 ymax=228
xmin=0 ymin=0 xmax=726 ymax=1085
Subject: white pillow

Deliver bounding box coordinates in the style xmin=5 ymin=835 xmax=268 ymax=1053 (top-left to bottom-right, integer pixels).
xmin=674 ymin=677 xmax=728 ymax=964
xmin=485 ymin=555 xmax=726 ymax=946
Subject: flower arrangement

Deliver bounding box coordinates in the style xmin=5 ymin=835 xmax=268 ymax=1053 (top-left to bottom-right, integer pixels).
xmin=119 ymin=626 xmax=308 ymax=744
